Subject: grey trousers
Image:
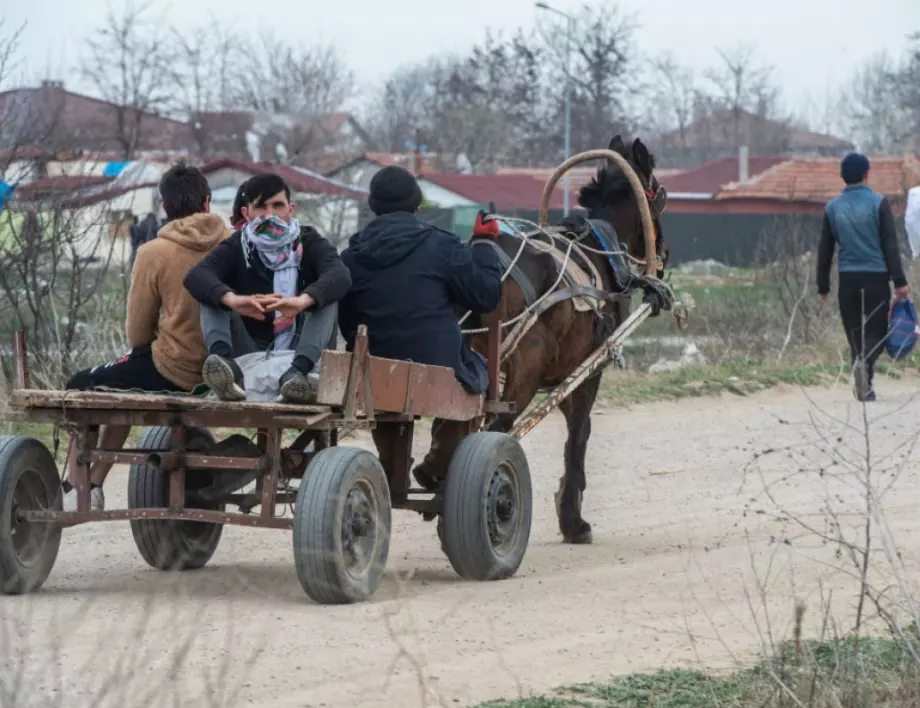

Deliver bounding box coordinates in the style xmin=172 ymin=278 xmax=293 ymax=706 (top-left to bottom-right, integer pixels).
xmin=200 ymin=302 xmax=339 ymax=365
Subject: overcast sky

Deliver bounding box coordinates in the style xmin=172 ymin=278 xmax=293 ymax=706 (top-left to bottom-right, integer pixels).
xmin=4 ymin=0 xmax=919 ymax=119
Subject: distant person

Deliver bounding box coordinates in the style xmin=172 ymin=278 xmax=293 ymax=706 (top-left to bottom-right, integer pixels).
xmin=183 ymin=173 xmax=351 ymax=404
xmin=816 ymin=152 xmax=910 ymax=401
xmin=906 ymin=184 xmax=920 ymax=260
xmin=130 ymin=212 xmax=159 ymax=271
xmin=61 ymin=163 xmax=229 ymax=511
xmin=230 ymin=178 xmax=251 ymax=230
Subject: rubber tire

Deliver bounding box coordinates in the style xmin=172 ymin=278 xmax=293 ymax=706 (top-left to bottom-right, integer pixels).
xmin=441 ymin=431 xmax=532 ymax=581
xmin=127 ymin=426 xmax=223 ymax=571
xmin=0 ymin=436 xmax=63 ymax=594
xmin=293 ymin=446 xmax=391 ymax=605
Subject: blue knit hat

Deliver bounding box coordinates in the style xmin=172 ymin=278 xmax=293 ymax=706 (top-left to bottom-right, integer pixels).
xmin=840 ymin=153 xmax=870 ymax=184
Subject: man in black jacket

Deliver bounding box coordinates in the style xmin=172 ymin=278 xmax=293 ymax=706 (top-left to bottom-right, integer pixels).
xmin=184 ymin=173 xmax=351 ymax=403
xmin=338 ymin=165 xmax=503 ymax=489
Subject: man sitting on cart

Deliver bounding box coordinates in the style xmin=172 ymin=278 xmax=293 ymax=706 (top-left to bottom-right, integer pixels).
xmin=183 ymin=173 xmax=352 ymax=404
xmin=337 ymin=165 xmax=503 ymax=488
xmin=60 ymin=163 xmax=231 ymax=511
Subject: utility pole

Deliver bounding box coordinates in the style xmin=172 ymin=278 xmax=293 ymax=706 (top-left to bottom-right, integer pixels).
xmin=535 ymin=2 xmax=575 ymax=216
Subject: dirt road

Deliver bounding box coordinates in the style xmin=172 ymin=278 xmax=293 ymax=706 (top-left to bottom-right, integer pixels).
xmin=6 ymin=377 xmax=920 ymax=708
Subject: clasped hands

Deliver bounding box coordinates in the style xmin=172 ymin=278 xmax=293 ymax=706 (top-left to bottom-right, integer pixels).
xmin=220 ymin=291 xmax=315 ymax=322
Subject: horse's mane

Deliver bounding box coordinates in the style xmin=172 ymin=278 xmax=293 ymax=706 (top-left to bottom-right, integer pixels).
xmin=577 ymin=146 xmax=657 ymax=212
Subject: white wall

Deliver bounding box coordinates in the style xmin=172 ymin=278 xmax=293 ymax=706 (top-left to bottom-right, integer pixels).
xmin=416 ymin=179 xmax=477 ymax=207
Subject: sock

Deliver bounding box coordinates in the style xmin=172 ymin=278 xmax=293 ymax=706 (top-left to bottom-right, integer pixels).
xmin=292 ymin=355 xmax=314 ymax=376
xmin=209 ymin=341 xmax=233 ymax=358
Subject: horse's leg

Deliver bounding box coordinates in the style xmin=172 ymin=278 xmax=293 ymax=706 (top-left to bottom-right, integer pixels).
xmin=556 ymin=371 xmax=602 ymax=544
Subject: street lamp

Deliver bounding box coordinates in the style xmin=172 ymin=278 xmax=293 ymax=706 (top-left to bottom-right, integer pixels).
xmin=535 ymin=1 xmax=574 ymax=216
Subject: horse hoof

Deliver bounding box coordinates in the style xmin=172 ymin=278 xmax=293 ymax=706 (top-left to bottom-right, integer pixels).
xmin=562 ymin=521 xmax=593 ymax=545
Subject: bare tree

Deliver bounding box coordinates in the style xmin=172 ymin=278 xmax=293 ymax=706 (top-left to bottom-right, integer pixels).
xmin=537 ymin=1 xmax=640 ymax=155
xmin=361 ymin=63 xmax=442 ymax=154
xmin=642 ymin=52 xmax=699 ymax=151
xmin=0 ymin=186 xmax=130 ymax=386
xmin=892 ymin=31 xmax=920 ymax=147
xmin=699 ymin=43 xmax=789 ymax=153
xmin=78 ymin=0 xmax=176 ymax=160
xmin=839 ymin=51 xmax=910 ymax=153
xmin=169 ymin=18 xmax=239 ymax=157
xmin=224 ymin=30 xmax=357 ymax=163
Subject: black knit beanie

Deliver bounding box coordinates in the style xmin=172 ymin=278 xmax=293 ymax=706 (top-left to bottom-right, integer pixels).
xmin=368 ymin=165 xmax=423 ymax=215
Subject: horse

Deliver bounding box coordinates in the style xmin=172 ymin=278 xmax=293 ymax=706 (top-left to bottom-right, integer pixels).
xmin=412 ymin=134 xmax=672 ymax=545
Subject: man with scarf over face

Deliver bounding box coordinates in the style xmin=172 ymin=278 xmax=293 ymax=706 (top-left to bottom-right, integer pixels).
xmin=183 ymin=173 xmax=351 ymax=403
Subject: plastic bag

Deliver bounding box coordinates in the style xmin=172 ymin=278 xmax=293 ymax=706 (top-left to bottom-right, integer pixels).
xmin=886 ymin=299 xmax=920 ymax=361
xmin=230 ymin=349 xmax=321 ymax=402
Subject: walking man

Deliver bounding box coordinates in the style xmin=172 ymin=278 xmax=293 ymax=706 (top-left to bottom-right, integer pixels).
xmin=816 ymin=152 xmax=911 ymax=401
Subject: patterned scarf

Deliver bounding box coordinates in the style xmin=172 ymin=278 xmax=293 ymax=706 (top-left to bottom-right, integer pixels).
xmin=241 ymin=214 xmax=303 ymax=350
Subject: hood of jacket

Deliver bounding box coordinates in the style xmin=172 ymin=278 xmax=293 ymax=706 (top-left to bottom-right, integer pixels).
xmin=348 ymin=212 xmax=432 ymax=269
xmin=157 ymin=213 xmax=230 ymax=252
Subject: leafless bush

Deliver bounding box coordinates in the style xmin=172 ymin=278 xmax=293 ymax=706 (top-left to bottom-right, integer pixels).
xmin=0 ymin=189 xmax=131 ymax=389
xmin=731 ymin=378 xmax=920 ymax=706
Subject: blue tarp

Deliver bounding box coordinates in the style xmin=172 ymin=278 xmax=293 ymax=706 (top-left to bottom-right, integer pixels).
xmin=0 ymin=181 xmax=15 ymax=211
xmin=103 ymin=161 xmax=130 ymax=178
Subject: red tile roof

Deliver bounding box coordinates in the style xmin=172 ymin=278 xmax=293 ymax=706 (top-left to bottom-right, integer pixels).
xmin=420 ymin=173 xmax=556 ymax=210
xmin=659 ymin=156 xmax=789 ymax=195
xmin=715 ymin=156 xmax=920 ymax=203
xmin=199 ymin=159 xmax=368 ymax=200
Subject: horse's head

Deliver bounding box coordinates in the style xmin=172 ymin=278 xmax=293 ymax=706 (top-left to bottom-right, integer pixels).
xmin=577 ymin=135 xmax=669 ymax=278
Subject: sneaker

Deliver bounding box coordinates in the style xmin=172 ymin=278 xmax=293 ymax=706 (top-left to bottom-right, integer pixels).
xmin=62 ymin=484 xmax=105 ymax=511
xmin=277 ymin=366 xmax=317 ymax=404
xmin=852 ymin=359 xmax=870 ymax=402
xmin=202 ymin=354 xmax=246 ymax=402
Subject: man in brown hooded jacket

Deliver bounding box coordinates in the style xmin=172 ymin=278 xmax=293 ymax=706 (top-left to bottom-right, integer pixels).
xmin=61 ymin=162 xmax=230 ymax=511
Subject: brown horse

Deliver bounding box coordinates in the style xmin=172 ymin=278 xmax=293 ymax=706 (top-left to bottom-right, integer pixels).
xmin=413 ymin=134 xmax=672 ymax=545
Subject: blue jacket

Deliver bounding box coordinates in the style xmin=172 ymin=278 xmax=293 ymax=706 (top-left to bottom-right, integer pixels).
xmin=338 ymin=212 xmax=503 ymax=394
xmin=816 ymin=183 xmax=907 ymax=295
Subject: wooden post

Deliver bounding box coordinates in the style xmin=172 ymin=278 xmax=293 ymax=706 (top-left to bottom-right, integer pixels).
xmin=487 ymin=316 xmax=501 ymax=402
xmin=13 ymin=331 xmax=29 ymax=390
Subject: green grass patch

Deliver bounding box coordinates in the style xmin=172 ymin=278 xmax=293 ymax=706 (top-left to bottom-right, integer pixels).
xmin=476 ymin=636 xmax=920 ymax=708
xmin=597 ymin=351 xmax=920 ymax=407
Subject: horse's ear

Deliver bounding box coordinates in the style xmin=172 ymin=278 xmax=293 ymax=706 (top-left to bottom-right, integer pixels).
xmin=608 ymin=135 xmax=626 ymax=154
xmin=631 ymin=138 xmax=653 ymax=179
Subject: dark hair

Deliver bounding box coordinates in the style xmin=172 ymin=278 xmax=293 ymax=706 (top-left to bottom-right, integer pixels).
xmin=243 ymin=173 xmax=291 ymax=208
xmin=158 ymin=162 xmax=211 ymax=220
xmin=231 ymin=178 xmax=251 ymax=226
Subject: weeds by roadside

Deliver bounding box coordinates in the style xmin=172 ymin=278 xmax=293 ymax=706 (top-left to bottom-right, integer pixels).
xmin=475 ymin=634 xmax=920 ymax=707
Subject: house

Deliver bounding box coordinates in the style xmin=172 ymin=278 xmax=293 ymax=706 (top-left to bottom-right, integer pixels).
xmin=2 ymin=171 xmax=161 ymax=268
xmin=197 ymin=159 xmax=370 ymax=246
xmin=190 ymin=110 xmax=375 ymax=165
xmin=655 ymin=108 xmax=854 ymax=169
xmin=413 ymin=153 xmax=790 ymax=214
xmin=0 ymin=81 xmax=195 ymax=159
xmin=714 ymin=155 xmax=920 ymax=214
xmin=325 ymin=151 xmax=443 ymax=193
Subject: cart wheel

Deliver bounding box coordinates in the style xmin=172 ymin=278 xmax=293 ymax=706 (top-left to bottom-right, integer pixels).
xmin=127 ymin=426 xmax=223 ymax=571
xmin=0 ymin=436 xmax=63 ymax=594
xmin=441 ymin=432 xmax=532 ymax=581
xmin=293 ymin=446 xmax=391 ymax=604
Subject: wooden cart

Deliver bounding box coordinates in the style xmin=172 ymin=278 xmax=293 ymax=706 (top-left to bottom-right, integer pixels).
xmin=0 ymin=324 xmax=524 ymax=605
